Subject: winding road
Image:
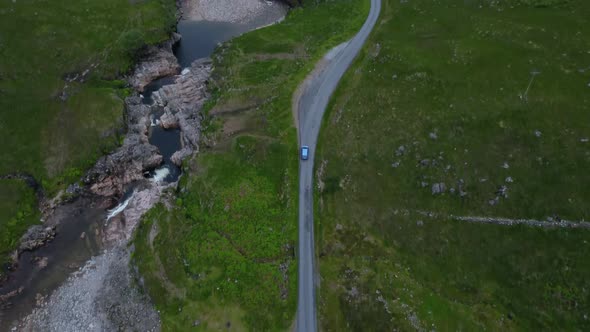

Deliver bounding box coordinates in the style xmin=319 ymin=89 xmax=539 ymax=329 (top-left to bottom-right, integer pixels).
xmin=295 ymin=0 xmax=382 ymax=330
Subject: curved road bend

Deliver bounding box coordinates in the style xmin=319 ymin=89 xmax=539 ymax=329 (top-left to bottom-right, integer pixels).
xmin=296 ymin=0 xmax=382 ymax=330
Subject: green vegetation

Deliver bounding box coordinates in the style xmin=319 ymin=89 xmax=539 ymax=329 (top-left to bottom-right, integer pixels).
xmin=0 ymin=0 xmax=176 ymax=186
xmin=0 ymin=180 xmax=39 ymax=275
xmin=132 ymin=0 xmax=369 ymax=330
xmin=0 ymin=0 xmax=175 ymax=268
xmin=317 ymin=0 xmax=590 ymax=330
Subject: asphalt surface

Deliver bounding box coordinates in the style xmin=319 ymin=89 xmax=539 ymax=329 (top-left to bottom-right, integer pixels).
xmin=295 ymin=0 xmax=382 ymax=330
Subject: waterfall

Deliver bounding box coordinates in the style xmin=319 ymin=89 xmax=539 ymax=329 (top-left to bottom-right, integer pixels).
xmin=106 ymin=192 xmax=135 ymax=221
xmin=151 ymin=167 xmax=170 ymax=183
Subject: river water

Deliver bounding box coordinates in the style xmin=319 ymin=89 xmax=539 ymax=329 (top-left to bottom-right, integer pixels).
xmin=144 ymin=20 xmax=266 ymax=183
xmin=0 ymin=6 xmax=286 ymax=329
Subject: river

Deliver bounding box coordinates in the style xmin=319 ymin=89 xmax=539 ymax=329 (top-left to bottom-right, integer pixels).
xmin=0 ymin=3 xmax=286 ymax=329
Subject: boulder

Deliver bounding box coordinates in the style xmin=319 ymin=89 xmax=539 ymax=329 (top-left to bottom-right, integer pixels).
xmin=431 ymin=183 xmax=446 ymax=195
xmin=159 ymin=111 xmax=179 ymax=129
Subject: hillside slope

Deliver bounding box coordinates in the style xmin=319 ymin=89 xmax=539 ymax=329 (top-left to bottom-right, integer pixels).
xmin=316 ymin=0 xmax=590 ymax=330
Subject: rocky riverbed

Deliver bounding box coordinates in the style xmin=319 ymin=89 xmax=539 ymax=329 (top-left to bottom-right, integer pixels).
xmin=15 ymin=248 xmax=160 ymax=332
xmin=181 ymin=0 xmax=287 ymax=23
xmin=6 ymin=36 xmax=190 ymax=331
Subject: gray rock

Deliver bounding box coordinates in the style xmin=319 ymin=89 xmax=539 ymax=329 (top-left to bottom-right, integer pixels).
xmin=84 ymin=97 xmax=163 ymax=197
xmin=534 ymin=130 xmax=542 ymax=137
xmin=395 ymin=145 xmax=406 ymax=156
xmin=496 ymin=185 xmax=509 ymax=199
xmin=151 ymin=58 xmax=212 ymax=159
xmin=65 ymin=183 xmax=82 ymax=195
xmin=171 ymin=148 xmax=193 ymax=166
xmin=431 ymin=183 xmax=446 ymax=195
xmin=429 ymin=132 xmax=438 ymax=140
xmin=391 ymin=161 xmax=400 ymax=168
xmin=86 ymin=143 xmax=162 ymax=197
xmin=128 ymin=34 xmax=181 ymax=92
xmin=159 ymin=110 xmax=179 ymax=129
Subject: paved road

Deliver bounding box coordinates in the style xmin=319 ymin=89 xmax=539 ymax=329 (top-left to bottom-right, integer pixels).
xmin=295 ymin=0 xmax=381 ymax=330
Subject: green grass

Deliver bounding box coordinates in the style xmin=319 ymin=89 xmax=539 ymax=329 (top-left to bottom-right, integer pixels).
xmin=0 ymin=0 xmax=175 ymax=269
xmin=0 ymin=0 xmax=176 ymax=186
xmin=0 ymin=180 xmax=39 ymax=276
xmin=132 ymin=0 xmax=369 ymax=330
xmin=317 ymin=0 xmax=590 ymax=330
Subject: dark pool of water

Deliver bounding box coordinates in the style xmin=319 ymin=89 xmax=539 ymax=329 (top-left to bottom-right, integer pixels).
xmin=142 ymin=20 xmax=257 ymax=179
xmin=175 ymin=20 xmax=250 ymax=68
xmin=143 ymin=20 xmax=277 ymax=183
xmin=148 ymin=125 xmax=182 ymax=182
xmin=142 ymin=76 xmax=176 ymax=104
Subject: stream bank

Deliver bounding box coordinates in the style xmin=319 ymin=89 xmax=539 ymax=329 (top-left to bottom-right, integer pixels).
xmin=1 ymin=0 xmax=287 ymax=330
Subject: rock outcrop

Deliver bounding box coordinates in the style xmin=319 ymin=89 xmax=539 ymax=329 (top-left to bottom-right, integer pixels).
xmin=19 ymin=226 xmax=57 ymax=252
xmin=84 ymin=97 xmax=162 ymax=197
xmin=128 ymin=33 xmax=181 ymax=92
xmin=151 ymin=58 xmax=213 ymax=165
xmin=159 ymin=110 xmax=179 ymax=129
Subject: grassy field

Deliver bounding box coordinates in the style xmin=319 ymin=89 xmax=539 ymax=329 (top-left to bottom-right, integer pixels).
xmin=0 ymin=0 xmax=175 ymax=271
xmin=132 ymin=0 xmax=369 ymax=330
xmin=316 ymin=0 xmax=590 ymax=330
xmin=0 ymin=180 xmax=39 ymax=273
xmin=0 ymin=0 xmax=175 ymax=186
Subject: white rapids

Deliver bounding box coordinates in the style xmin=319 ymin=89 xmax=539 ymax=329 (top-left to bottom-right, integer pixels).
xmin=151 ymin=167 xmax=170 ymax=183
xmin=106 ymin=192 xmax=135 ymax=221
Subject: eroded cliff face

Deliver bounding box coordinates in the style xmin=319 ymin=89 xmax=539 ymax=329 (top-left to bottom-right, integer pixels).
xmin=84 ymin=96 xmax=162 ymax=197
xmin=128 ymin=33 xmax=182 ymax=92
